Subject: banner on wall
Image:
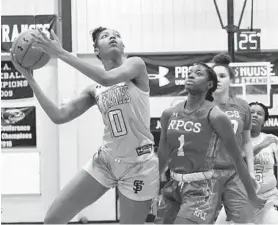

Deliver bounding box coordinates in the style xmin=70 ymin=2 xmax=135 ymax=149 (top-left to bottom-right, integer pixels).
xmin=1 ymin=61 xmax=33 ymax=99
xmin=264 ymin=115 xmax=278 ymax=128
xmin=1 ymin=106 xmax=36 ymax=148
xmin=1 ymin=14 xmax=56 ymax=53
xmin=150 ymin=115 xmax=278 ymax=133
xmin=150 ymin=118 xmax=161 ymax=132
xmin=131 ymin=52 xmax=278 ymax=109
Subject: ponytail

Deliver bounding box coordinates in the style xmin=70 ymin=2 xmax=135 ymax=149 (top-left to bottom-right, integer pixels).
xmin=205 ymin=90 xmax=214 ymax=102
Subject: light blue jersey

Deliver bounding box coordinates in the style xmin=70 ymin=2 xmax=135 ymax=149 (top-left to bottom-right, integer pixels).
xmin=93 ymin=81 xmax=154 ymax=162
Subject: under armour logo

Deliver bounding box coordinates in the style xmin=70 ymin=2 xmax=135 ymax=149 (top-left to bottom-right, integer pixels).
xmin=23 ymin=38 xmax=29 ymax=43
xmin=17 ymin=46 xmax=24 ymax=51
xmin=172 ymin=112 xmax=178 ymax=117
xmin=133 ymin=180 xmax=144 ymax=194
xmin=148 ymin=66 xmax=170 ymax=87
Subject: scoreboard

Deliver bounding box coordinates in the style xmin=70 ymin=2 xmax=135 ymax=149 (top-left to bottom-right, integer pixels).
xmin=237 ymin=29 xmax=261 ymax=52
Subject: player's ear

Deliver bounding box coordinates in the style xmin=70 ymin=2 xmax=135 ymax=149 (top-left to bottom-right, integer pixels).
xmin=120 ymin=43 xmax=125 ymax=53
xmin=208 ymin=80 xmax=213 ymax=90
xmin=94 ymin=48 xmax=100 ymax=57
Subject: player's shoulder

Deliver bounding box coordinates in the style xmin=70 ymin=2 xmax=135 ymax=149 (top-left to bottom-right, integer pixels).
xmin=161 ymin=107 xmax=174 ymax=119
xmin=162 ymin=102 xmax=183 ymax=118
xmin=126 ymin=57 xmax=148 ymax=86
xmin=126 ymin=56 xmax=145 ymax=64
xmin=209 ymin=105 xmax=228 ymax=121
xmin=125 ymin=56 xmax=146 ymax=69
xmin=231 ymin=96 xmax=249 ymax=108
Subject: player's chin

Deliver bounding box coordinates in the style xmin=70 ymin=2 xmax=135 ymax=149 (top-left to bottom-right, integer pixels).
xmin=107 ymin=47 xmax=122 ymax=55
xmin=184 ymin=83 xmax=194 ymax=90
xmin=108 ymin=45 xmax=121 ymax=50
xmin=251 ymin=122 xmax=260 ymax=130
xmin=214 ymin=88 xmax=223 ymax=94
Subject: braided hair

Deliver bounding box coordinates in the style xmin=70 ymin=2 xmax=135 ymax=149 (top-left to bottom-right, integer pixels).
xmin=196 ymin=63 xmax=218 ymax=102
xmin=90 ymin=26 xmax=107 ymax=59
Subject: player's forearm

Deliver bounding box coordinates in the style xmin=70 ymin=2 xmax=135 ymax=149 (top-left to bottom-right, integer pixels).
xmin=26 ymin=77 xmax=64 ymax=124
xmin=225 ymin=139 xmax=257 ymax=197
xmin=235 ymin=157 xmax=257 ymax=197
xmin=276 ymin=163 xmax=278 ymax=188
xmin=158 ymin=154 xmax=166 ymax=175
xmin=244 ymin=141 xmax=255 ymax=175
xmin=57 ymin=50 xmax=109 ymax=86
xmin=253 ymin=142 xmax=266 ymax=156
xmin=157 ymin=147 xmax=169 ymax=175
xmin=220 ymin=128 xmax=257 ymax=196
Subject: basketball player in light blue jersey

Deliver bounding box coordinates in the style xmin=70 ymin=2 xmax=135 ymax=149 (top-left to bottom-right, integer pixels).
xmin=11 ymin=27 xmax=159 ymax=224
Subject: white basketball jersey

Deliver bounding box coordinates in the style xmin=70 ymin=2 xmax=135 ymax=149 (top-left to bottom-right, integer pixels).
xmin=252 ymin=132 xmax=278 ymax=194
xmin=93 ymin=81 xmax=154 ymax=162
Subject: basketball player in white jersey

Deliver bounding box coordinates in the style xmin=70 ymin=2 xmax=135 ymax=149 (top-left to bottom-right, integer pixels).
xmin=216 ymin=102 xmax=278 ymax=224
xmin=11 ymin=27 xmax=159 ymax=224
xmin=249 ymin=102 xmax=278 ymax=224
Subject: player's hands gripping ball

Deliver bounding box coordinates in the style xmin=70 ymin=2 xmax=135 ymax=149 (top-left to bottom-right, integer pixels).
xmin=31 ymin=29 xmax=64 ymax=57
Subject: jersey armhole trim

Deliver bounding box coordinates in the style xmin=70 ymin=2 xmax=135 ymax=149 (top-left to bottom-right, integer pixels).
xmin=207 ymin=106 xmax=217 ymax=133
xmin=128 ymin=81 xmax=149 ymax=95
xmin=273 ymin=151 xmax=278 ymax=166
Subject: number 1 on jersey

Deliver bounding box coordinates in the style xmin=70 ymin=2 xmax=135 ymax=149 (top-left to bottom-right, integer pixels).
xmin=177 ymin=135 xmax=185 ymax=156
xmin=230 ymin=120 xmax=239 ymax=134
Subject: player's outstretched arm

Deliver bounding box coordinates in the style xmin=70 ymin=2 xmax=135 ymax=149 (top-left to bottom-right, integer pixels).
xmin=242 ymin=130 xmax=255 ymax=177
xmin=31 ymin=29 xmax=146 ymax=86
xmin=157 ymin=109 xmax=172 ymax=175
xmin=253 ymin=135 xmax=278 ymax=156
xmin=47 ymin=86 xmax=96 ymax=124
xmin=242 ymin=106 xmax=255 ymax=176
xmin=11 ymin=53 xmax=95 ymax=124
xmin=209 ymin=106 xmax=266 ymax=209
xmin=59 ymin=54 xmax=146 ymax=86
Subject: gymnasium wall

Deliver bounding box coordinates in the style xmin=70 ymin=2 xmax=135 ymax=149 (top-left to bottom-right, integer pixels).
xmin=72 ymin=0 xmax=278 ymax=53
xmin=1 ymin=0 xmax=57 ymax=16
xmin=1 ymin=0 xmax=61 ymax=223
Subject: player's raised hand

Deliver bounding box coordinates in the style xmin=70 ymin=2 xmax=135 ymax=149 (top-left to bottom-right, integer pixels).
xmin=31 ymin=29 xmax=64 ymax=57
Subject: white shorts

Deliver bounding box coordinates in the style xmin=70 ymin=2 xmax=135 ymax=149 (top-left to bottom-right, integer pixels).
xmin=83 ymin=149 xmax=159 ymax=201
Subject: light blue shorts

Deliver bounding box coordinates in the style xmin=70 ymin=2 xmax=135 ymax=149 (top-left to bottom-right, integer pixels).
xmin=83 ymin=149 xmax=159 ymax=201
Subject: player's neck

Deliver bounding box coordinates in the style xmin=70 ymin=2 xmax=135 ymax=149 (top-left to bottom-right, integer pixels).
xmin=251 ymin=129 xmax=261 ymax=138
xmin=185 ymin=94 xmax=206 ymax=112
xmin=213 ymin=91 xmax=230 ymax=104
xmin=102 ymin=57 xmax=124 ymax=71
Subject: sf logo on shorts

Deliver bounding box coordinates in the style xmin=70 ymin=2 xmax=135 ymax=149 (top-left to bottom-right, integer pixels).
xmin=133 ymin=180 xmax=144 ymax=194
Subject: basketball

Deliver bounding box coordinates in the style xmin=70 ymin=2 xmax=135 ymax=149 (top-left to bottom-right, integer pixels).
xmin=11 ymin=30 xmax=50 ymax=70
